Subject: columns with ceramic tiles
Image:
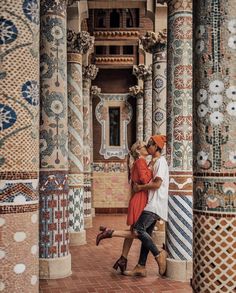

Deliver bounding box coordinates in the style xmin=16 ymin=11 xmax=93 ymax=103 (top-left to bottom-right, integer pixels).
xmin=158 ymin=0 xmax=193 ymax=281
xmin=0 ymin=0 xmax=40 ymax=291
xmin=133 ymin=65 xmax=152 ymax=142
xmin=129 ymin=85 xmax=144 ymax=141
xmin=67 ymin=30 xmax=93 ymax=246
xmin=82 ymin=64 xmax=98 ymax=228
xmin=39 ymin=0 xmax=71 ymax=279
xmin=140 ymin=30 xmax=167 ymax=135
xmin=192 ymin=1 xmax=236 ymax=292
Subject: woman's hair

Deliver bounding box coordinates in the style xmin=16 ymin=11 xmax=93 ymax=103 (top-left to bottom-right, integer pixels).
xmin=130 ymin=140 xmax=146 ymax=160
xmin=127 ymin=140 xmax=146 ymax=182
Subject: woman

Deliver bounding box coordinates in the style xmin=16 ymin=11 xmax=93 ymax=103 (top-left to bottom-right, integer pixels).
xmin=96 ymin=140 xmax=152 ymax=273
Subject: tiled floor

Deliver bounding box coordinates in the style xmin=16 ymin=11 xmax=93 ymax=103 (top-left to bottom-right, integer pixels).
xmin=39 ymin=215 xmax=193 ymax=293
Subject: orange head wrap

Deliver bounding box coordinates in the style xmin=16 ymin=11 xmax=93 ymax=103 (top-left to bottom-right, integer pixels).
xmin=151 ymin=135 xmax=167 ymax=150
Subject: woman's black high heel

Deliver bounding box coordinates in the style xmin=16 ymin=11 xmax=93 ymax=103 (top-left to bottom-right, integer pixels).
xmin=113 ymin=255 xmax=127 ymax=273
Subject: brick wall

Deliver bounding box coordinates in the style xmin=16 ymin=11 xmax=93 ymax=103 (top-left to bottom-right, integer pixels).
xmin=93 ymin=171 xmax=131 ymax=209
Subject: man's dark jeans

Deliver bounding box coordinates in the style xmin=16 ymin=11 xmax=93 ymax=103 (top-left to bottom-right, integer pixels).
xmin=133 ymin=211 xmax=160 ymax=266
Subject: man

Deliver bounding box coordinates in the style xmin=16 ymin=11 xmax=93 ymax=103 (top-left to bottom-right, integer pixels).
xmin=124 ymin=134 xmax=169 ymax=277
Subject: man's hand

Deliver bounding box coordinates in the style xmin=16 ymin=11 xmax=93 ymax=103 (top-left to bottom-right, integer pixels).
xmin=133 ymin=183 xmax=142 ymax=193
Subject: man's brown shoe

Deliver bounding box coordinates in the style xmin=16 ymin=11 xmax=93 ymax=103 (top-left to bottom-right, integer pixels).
xmin=155 ymin=250 xmax=167 ymax=276
xmin=123 ymin=264 xmax=147 ymax=277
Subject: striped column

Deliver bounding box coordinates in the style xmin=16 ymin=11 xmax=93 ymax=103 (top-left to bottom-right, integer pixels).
xmin=160 ymin=0 xmax=193 ymax=281
xmin=129 ymin=85 xmax=144 ymax=141
xmin=133 ymin=65 xmax=152 ymax=142
xmin=140 ymin=30 xmax=167 ymax=135
xmin=67 ymin=31 xmax=92 ymax=246
xmin=82 ymin=64 xmax=98 ymax=228
xmin=193 ymin=1 xmax=236 ymax=292
xmin=39 ymin=0 xmax=71 ymax=279
xmin=0 ymin=1 xmax=40 ymax=291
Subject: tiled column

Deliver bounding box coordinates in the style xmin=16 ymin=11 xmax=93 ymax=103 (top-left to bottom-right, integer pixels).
xmin=129 ymin=85 xmax=144 ymax=141
xmin=140 ymin=30 xmax=167 ymax=135
xmin=133 ymin=65 xmax=152 ymax=142
xmin=192 ymin=1 xmax=236 ymax=292
xmin=67 ymin=31 xmax=93 ymax=246
xmin=158 ymin=0 xmax=193 ymax=281
xmin=82 ymin=65 xmax=98 ymax=228
xmin=0 ymin=1 xmax=40 ymax=291
xmin=39 ymin=0 xmax=71 ymax=278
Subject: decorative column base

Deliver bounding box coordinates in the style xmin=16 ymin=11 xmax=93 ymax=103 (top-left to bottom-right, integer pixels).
xmin=69 ymin=230 xmax=86 ymax=246
xmin=166 ymin=258 xmax=192 ymax=282
xmin=39 ymin=254 xmax=72 ymax=279
xmin=84 ymin=216 xmax=93 ymax=228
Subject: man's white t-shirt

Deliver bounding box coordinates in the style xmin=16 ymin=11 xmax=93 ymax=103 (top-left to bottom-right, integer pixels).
xmin=144 ymin=155 xmax=169 ymax=222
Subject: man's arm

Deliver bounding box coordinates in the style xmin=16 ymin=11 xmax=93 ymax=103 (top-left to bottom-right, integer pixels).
xmin=133 ymin=177 xmax=162 ymax=192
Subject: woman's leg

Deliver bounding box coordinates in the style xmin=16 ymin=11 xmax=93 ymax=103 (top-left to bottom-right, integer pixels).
xmin=121 ymin=238 xmax=133 ymax=259
xmin=112 ymin=230 xmax=137 ymax=239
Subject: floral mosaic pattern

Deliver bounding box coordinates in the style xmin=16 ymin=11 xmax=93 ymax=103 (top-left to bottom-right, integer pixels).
xmin=0 ymin=0 xmax=40 ymax=292
xmin=0 ymin=104 xmax=17 ymax=131
xmin=39 ymin=0 xmax=70 ymax=275
xmin=22 ymin=80 xmax=39 ymax=106
xmin=166 ymin=0 xmax=193 ymax=263
xmin=193 ymin=1 xmax=236 ymax=292
xmin=193 ymin=0 xmax=236 ymax=210
xmin=23 ymin=0 xmax=39 ymax=24
xmin=0 ymin=18 xmax=18 ymax=45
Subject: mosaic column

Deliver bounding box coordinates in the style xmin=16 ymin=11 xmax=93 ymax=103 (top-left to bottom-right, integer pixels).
xmin=67 ymin=31 xmax=93 ymax=246
xmin=82 ymin=64 xmax=98 ymax=228
xmin=140 ymin=30 xmax=167 ymax=135
xmin=129 ymin=85 xmax=144 ymax=141
xmin=158 ymin=0 xmax=193 ymax=281
xmin=39 ymin=0 xmax=71 ymax=279
xmin=192 ymin=1 xmax=236 ymax=292
xmin=133 ymin=65 xmax=152 ymax=142
xmin=0 ymin=1 xmax=40 ymax=291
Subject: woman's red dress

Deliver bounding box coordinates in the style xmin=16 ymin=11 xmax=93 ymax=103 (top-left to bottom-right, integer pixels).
xmin=127 ymin=157 xmax=152 ymax=226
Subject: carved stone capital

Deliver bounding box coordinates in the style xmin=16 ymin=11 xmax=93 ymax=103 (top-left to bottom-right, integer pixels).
xmin=83 ymin=64 xmax=99 ymax=81
xmin=133 ymin=64 xmax=152 ymax=80
xmin=140 ymin=30 xmax=167 ymax=53
xmin=91 ymin=86 xmax=101 ymax=96
xmin=129 ymin=85 xmax=143 ymax=97
xmin=67 ymin=30 xmax=94 ymax=54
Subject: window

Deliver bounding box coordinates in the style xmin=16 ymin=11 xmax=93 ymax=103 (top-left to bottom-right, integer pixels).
xmin=125 ymin=9 xmax=139 ymax=27
xmin=109 ymin=107 xmax=120 ymax=146
xmin=109 ymin=46 xmax=120 ymax=55
xmin=95 ymin=9 xmax=106 ymax=28
xmin=95 ymin=46 xmax=107 ymax=55
xmin=123 ymin=46 xmax=133 ymax=55
xmin=110 ymin=9 xmax=120 ymax=28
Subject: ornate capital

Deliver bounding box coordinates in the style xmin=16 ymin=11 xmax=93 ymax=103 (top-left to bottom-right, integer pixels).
xmin=91 ymin=86 xmax=101 ymax=96
xmin=83 ymin=65 xmax=99 ymax=80
xmin=129 ymin=85 xmax=143 ymax=97
xmin=133 ymin=64 xmax=152 ymax=80
xmin=140 ymin=30 xmax=167 ymax=53
xmin=67 ymin=30 xmax=94 ymax=54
